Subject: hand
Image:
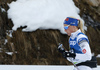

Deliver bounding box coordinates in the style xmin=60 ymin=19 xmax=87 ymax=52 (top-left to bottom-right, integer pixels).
xmin=63 ymin=51 xmax=76 ymax=59
xmin=58 ymin=43 xmax=65 ymax=53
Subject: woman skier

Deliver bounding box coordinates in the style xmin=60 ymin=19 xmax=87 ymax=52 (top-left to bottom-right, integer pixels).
xmin=58 ymin=17 xmax=97 ymax=70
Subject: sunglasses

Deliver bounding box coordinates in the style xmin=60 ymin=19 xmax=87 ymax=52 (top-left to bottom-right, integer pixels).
xmin=64 ymin=25 xmax=70 ymax=30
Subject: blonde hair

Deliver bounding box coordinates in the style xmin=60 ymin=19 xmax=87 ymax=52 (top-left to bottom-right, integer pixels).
xmin=78 ymin=19 xmax=85 ymax=34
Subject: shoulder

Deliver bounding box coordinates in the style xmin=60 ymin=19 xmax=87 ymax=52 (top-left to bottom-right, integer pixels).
xmin=77 ymin=34 xmax=89 ymax=44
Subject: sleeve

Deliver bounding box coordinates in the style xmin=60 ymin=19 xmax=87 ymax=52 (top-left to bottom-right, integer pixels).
xmin=75 ymin=41 xmax=92 ymax=61
xmin=75 ymin=34 xmax=92 ymax=62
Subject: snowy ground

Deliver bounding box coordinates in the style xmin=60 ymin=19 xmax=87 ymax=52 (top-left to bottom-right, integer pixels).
xmin=0 ymin=65 xmax=100 ymax=70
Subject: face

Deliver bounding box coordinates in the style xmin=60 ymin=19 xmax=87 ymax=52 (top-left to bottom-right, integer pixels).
xmin=64 ymin=24 xmax=76 ymax=36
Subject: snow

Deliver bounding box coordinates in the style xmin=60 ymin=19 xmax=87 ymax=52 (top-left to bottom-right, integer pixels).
xmin=5 ymin=52 xmax=13 ymax=56
xmin=97 ymin=54 xmax=100 ymax=58
xmin=6 ymin=30 xmax=13 ymax=37
xmin=5 ymin=51 xmax=17 ymax=56
xmin=4 ymin=39 xmax=8 ymax=45
xmin=0 ymin=65 xmax=100 ymax=70
xmin=0 ymin=7 xmax=6 ymax=12
xmin=7 ymin=0 xmax=84 ymax=33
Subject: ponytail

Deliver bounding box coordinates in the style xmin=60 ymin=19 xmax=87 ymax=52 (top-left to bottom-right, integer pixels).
xmin=78 ymin=20 xmax=85 ymax=34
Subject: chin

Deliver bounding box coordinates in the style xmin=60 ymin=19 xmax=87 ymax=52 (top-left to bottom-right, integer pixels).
xmin=67 ymin=33 xmax=71 ymax=36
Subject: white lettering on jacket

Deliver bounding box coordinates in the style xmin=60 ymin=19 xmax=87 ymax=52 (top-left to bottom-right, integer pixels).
xmin=70 ymin=41 xmax=76 ymax=46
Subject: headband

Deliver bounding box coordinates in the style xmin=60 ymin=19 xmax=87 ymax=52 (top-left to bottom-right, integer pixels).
xmin=64 ymin=17 xmax=79 ymax=26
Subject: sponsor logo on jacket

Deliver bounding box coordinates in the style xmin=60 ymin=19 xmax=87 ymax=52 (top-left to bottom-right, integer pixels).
xmin=70 ymin=41 xmax=76 ymax=46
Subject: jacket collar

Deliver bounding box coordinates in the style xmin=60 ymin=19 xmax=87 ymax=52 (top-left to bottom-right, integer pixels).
xmin=70 ymin=29 xmax=81 ymax=39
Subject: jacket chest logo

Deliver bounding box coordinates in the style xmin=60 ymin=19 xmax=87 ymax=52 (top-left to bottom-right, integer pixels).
xmin=70 ymin=41 xmax=76 ymax=46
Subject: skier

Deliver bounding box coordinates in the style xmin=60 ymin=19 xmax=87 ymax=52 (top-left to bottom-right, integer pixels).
xmin=58 ymin=17 xmax=97 ymax=70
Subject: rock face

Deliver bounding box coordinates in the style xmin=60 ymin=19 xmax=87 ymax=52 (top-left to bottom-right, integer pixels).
xmin=0 ymin=0 xmax=100 ymax=65
xmin=85 ymin=0 xmax=100 ymax=7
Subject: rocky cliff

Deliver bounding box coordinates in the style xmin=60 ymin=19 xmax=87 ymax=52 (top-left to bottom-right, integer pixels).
xmin=0 ymin=0 xmax=100 ymax=65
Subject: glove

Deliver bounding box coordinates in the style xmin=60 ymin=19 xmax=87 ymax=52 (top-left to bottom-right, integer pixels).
xmin=63 ymin=51 xmax=76 ymax=59
xmin=58 ymin=43 xmax=65 ymax=53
